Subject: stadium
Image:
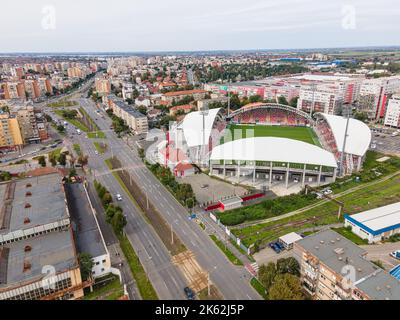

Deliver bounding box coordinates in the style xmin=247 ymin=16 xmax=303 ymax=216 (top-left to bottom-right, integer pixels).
xmin=168 ymin=102 xmax=371 ymax=191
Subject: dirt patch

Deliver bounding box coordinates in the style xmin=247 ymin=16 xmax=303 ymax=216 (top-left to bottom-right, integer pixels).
xmin=172 ymin=250 xmax=208 ymax=293
xmin=109 ymin=157 xmax=186 ymax=255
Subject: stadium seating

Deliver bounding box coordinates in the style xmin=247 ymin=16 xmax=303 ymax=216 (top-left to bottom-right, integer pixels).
xmin=233 ymin=107 xmax=308 ymax=127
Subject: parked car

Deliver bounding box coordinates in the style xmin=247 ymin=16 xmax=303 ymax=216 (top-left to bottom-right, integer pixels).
xmin=116 ymin=194 xmax=122 ymax=201
xmin=184 ymin=287 xmax=195 ymax=300
xmin=269 ymin=242 xmax=281 ymax=254
xmin=390 ymin=251 xmax=400 ymax=260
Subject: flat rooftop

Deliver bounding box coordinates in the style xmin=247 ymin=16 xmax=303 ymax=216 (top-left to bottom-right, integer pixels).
xmin=0 ymin=173 xmax=68 ymax=234
xmin=345 ymin=202 xmax=400 ymax=234
xmin=0 ymin=229 xmax=77 ymax=288
xmin=356 ymin=269 xmax=400 ymax=300
xmin=65 ymin=183 xmax=106 ymax=258
xmin=296 ymin=229 xmax=378 ymax=282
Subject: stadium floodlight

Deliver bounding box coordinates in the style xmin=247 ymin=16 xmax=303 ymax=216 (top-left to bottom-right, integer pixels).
xmin=339 ymin=104 xmax=352 ymax=177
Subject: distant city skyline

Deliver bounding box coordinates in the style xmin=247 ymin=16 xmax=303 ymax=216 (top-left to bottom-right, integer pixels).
xmin=1 ymin=0 xmax=400 ymax=53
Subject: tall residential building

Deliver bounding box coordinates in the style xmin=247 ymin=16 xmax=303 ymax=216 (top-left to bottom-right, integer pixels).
xmin=1 ymin=82 xmax=26 ymax=100
xmin=95 ymin=78 xmax=111 ymax=95
xmin=12 ymin=106 xmax=41 ymax=144
xmin=293 ymin=229 xmax=400 ymax=300
xmin=0 ymin=113 xmax=23 ymax=150
xmin=105 ymin=95 xmax=148 ymax=134
xmin=358 ymin=76 xmax=400 ymax=120
xmin=384 ymin=95 xmax=400 ymax=128
xmin=297 ymin=83 xmax=344 ymax=115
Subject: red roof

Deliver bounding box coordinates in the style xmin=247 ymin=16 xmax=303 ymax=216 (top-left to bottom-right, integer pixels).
xmin=164 ymin=89 xmax=207 ymax=97
xmin=174 ymin=162 xmax=194 ymax=172
xmin=170 ymin=104 xmax=193 ymax=111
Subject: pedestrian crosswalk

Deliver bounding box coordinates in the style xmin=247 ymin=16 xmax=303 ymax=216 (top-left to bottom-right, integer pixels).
xmin=245 ymin=262 xmax=259 ymax=276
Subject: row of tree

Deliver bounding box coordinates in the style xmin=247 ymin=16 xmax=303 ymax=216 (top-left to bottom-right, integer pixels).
xmin=94 ymin=180 xmax=127 ymax=235
xmin=147 ymin=163 xmax=196 ymax=208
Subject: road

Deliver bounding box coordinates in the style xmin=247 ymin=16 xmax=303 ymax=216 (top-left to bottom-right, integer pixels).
xmin=46 ymin=101 xmax=188 ymax=300
xmin=76 ymin=98 xmax=260 ymax=300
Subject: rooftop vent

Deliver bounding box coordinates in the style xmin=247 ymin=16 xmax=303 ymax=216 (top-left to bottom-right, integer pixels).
xmin=23 ymin=217 xmax=30 ymax=224
xmin=338 ymin=257 xmax=343 ymax=261
xmin=334 ymin=248 xmax=345 ymax=255
xmin=320 ymin=240 xmax=325 ymax=244
xmin=315 ymin=246 xmax=320 ymax=250
xmin=26 ymin=183 xmax=32 ymax=188
xmin=336 ymin=238 xmax=341 ymax=241
xmin=25 ymin=191 xmax=32 ymax=197
xmin=24 ymin=245 xmax=32 ymax=252
xmin=24 ymin=203 xmax=31 ymax=209
xmin=23 ymin=261 xmax=31 ymax=272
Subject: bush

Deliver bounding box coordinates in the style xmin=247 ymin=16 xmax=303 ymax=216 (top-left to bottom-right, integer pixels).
xmin=218 ymin=192 xmax=316 ymax=226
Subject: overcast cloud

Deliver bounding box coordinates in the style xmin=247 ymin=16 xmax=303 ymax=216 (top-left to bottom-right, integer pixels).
xmin=1 ymin=0 xmax=399 ymax=52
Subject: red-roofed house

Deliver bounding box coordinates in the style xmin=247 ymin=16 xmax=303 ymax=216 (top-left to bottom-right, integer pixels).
xmin=169 ymin=104 xmax=194 ymax=116
xmin=174 ymin=162 xmax=195 ymax=177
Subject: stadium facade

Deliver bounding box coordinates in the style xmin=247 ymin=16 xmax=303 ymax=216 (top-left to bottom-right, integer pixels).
xmin=166 ymin=103 xmax=371 ymax=188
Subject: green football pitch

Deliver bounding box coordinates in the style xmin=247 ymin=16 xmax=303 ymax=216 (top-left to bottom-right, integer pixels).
xmin=222 ymin=124 xmax=321 ymax=146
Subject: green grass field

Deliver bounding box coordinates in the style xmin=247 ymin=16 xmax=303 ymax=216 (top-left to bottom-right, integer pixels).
xmin=222 ymin=124 xmax=320 ymax=146
xmin=232 ymin=173 xmax=400 ymax=247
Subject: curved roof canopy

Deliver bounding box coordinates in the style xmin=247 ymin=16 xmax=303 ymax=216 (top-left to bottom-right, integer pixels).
xmin=179 ymin=108 xmax=222 ymax=148
xmin=210 ymin=137 xmax=338 ymax=168
xmin=317 ymin=113 xmax=371 ymax=157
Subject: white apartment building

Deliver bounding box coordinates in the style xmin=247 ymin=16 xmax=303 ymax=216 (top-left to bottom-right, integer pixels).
xmin=384 ymin=95 xmax=400 ymax=128
xmin=359 ymin=76 xmax=400 ymax=120
xmin=297 ymin=84 xmax=344 ymax=115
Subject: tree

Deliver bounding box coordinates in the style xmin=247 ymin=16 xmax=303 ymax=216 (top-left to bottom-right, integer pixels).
xmin=111 ymin=211 xmax=127 ymax=235
xmin=289 ymin=96 xmax=299 ymax=108
xmin=37 ymin=156 xmax=46 ymax=167
xmin=102 ymin=192 xmax=113 ymax=207
xmin=78 ymin=253 xmax=93 ymax=281
xmin=49 ymin=156 xmax=57 ymax=167
xmin=0 ymin=171 xmax=12 ymax=182
xmin=278 ymin=96 xmax=289 ymax=105
xmin=78 ymin=155 xmax=89 ymax=167
xmin=268 ymin=274 xmax=304 ymax=300
xmin=69 ymin=167 xmax=77 ymax=178
xmin=258 ymin=262 xmax=277 ymax=292
xmin=276 ymin=257 xmax=300 ymax=277
xmin=56 ymin=125 xmax=65 ymax=133
xmin=58 ymin=152 xmax=67 ymax=166
xmin=138 ymin=148 xmax=145 ymax=160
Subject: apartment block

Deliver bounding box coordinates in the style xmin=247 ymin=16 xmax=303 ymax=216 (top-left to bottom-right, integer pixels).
xmin=106 ymin=95 xmax=148 ymax=134
xmin=384 ymin=95 xmax=400 ymax=128
xmin=0 ymin=113 xmax=23 ymax=150
xmin=359 ymin=76 xmax=400 ymax=120
xmin=293 ymin=229 xmax=400 ymax=300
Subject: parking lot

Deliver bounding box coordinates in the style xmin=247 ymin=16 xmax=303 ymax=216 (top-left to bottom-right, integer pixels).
xmin=370 ymin=128 xmax=400 ymax=156
xmin=180 ymin=173 xmax=248 ymax=205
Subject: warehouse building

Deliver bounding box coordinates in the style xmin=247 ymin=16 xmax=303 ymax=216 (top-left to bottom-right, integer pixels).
xmin=344 ymin=202 xmax=400 ymax=243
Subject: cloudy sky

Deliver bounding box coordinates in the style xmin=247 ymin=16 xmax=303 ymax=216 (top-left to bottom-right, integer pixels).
xmin=1 ymin=0 xmax=399 ymax=52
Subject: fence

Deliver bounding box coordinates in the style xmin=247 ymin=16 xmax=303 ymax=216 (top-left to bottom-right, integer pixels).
xmin=209 ymin=212 xmax=251 ymax=255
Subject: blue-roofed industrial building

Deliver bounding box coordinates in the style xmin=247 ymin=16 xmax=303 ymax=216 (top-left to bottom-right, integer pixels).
xmin=344 ymin=202 xmax=400 ymax=243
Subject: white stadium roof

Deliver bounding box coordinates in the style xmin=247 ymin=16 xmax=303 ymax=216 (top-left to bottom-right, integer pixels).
xmin=179 ymin=108 xmax=222 ymax=148
xmin=318 ymin=113 xmax=371 ymax=157
xmin=210 ymin=137 xmax=338 ymax=168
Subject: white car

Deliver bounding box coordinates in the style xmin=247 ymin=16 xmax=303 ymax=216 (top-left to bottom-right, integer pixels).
xmin=94 ymin=150 xmax=99 ymax=155
xmin=116 ymin=194 xmax=122 ymax=201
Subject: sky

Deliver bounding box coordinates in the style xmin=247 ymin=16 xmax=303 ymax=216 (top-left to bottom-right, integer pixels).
xmin=1 ymin=0 xmax=400 ymax=52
